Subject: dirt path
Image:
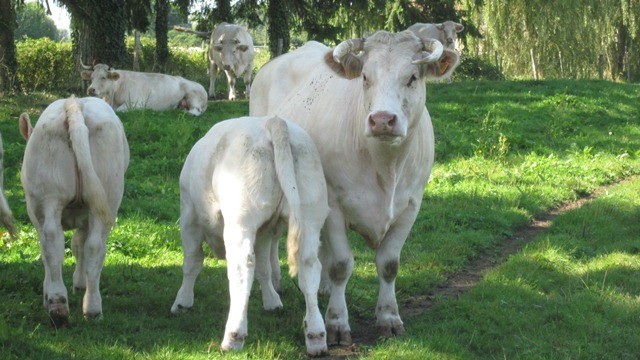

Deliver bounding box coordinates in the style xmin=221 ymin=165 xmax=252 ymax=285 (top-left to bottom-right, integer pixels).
xmin=321 ymin=179 xmax=631 ymax=358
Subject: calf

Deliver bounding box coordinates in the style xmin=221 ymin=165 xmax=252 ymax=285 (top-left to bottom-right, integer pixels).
xmin=19 ymin=96 xmax=129 ymax=327
xmin=171 ymin=116 xmax=328 ymax=356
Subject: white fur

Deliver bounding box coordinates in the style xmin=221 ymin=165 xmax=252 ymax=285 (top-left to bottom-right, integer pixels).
xmin=250 ymin=32 xmax=458 ymax=345
xmin=19 ymin=96 xmax=129 ymax=326
xmin=408 ymin=21 xmax=464 ymax=83
xmin=170 ymin=116 xmax=328 ymax=356
xmin=209 ymin=22 xmax=255 ymax=100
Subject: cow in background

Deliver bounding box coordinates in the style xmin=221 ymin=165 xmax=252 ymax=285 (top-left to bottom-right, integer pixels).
xmin=0 ymin=134 xmax=16 ymax=239
xmin=19 ymin=96 xmax=129 ymax=327
xmin=171 ymin=116 xmax=328 ymax=355
xmin=209 ymin=22 xmax=255 ymax=100
xmin=250 ymin=31 xmax=459 ymax=344
xmin=80 ymin=64 xmax=208 ymax=116
xmin=408 ymin=21 xmax=464 ymax=82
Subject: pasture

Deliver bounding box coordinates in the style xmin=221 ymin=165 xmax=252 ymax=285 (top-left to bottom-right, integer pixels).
xmin=0 ymin=79 xmax=639 ymax=359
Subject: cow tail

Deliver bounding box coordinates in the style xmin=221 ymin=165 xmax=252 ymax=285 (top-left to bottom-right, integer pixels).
xmin=0 ymin=134 xmax=16 ymax=239
xmin=265 ymin=116 xmax=302 ymax=277
xmin=64 ymin=96 xmax=114 ymax=225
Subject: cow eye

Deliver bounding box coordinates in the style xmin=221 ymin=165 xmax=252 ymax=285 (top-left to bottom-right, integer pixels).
xmin=407 ymin=74 xmax=418 ymax=87
xmin=362 ymin=73 xmax=369 ymax=86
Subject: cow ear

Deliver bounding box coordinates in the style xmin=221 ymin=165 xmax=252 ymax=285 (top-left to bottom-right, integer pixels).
xmin=324 ymin=50 xmax=363 ymax=80
xmin=455 ymin=23 xmax=465 ymax=32
xmin=435 ymin=23 xmax=444 ymax=30
xmin=80 ymin=70 xmax=93 ymax=80
xmin=420 ymin=49 xmax=459 ymax=80
xmin=108 ymin=71 xmax=120 ymax=81
xmin=19 ymin=113 xmax=33 ymax=141
xmin=237 ymin=44 xmax=249 ymax=52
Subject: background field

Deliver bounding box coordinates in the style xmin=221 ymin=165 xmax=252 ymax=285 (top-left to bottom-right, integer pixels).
xmin=1 ymin=79 xmax=639 ymax=359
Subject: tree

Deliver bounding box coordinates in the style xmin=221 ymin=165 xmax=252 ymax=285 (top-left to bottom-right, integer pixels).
xmin=0 ymin=0 xmax=22 ymax=93
xmin=15 ymin=1 xmax=61 ymax=41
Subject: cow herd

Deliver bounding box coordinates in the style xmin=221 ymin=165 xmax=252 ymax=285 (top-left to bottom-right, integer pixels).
xmin=1 ymin=20 xmax=463 ymax=356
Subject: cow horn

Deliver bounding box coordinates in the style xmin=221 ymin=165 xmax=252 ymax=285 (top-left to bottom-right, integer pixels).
xmin=333 ymin=38 xmax=365 ymax=64
xmin=79 ymin=57 xmax=92 ymax=70
xmin=412 ymin=39 xmax=444 ymax=65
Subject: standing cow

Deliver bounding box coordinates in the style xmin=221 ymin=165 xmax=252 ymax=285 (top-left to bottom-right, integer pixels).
xmin=171 ymin=116 xmax=328 ymax=356
xmin=250 ymin=31 xmax=459 ymax=345
xmin=408 ymin=21 xmax=464 ymax=83
xmin=209 ymin=22 xmax=255 ymax=100
xmin=19 ymin=96 xmax=129 ymax=327
xmin=0 ymin=134 xmax=16 ymax=238
xmin=80 ymin=64 xmax=208 ymax=116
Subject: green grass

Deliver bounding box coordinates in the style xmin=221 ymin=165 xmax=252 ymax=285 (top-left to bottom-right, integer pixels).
xmin=1 ymin=79 xmax=639 ymax=359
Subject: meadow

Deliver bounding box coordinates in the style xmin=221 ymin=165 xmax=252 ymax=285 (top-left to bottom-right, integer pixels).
xmin=0 ymin=79 xmax=639 ymax=359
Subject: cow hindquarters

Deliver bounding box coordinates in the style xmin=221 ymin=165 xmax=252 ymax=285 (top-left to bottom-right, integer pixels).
xmin=373 ymin=203 xmax=420 ymax=338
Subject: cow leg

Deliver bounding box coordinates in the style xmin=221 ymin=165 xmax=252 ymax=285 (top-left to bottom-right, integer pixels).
xmin=39 ymin=205 xmax=69 ymax=327
xmin=243 ymin=60 xmax=253 ymax=99
xmin=71 ymin=224 xmax=88 ymax=293
xmin=221 ymin=224 xmax=256 ymax=351
xmin=297 ymin=226 xmax=328 ymax=356
xmin=321 ymin=209 xmax=353 ymax=346
xmin=224 ymin=70 xmax=237 ymax=101
xmin=208 ymin=61 xmax=218 ymax=99
xmin=373 ymin=205 xmax=419 ymax=338
xmin=270 ymin=235 xmax=282 ymax=294
xmin=171 ymin=211 xmax=206 ymax=313
xmin=82 ymin=215 xmax=110 ymax=319
xmin=254 ymin=230 xmax=282 ymax=311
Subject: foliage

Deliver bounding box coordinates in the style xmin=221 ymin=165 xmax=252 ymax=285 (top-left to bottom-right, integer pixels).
xmin=0 ymin=0 xmax=22 ymax=93
xmin=454 ymin=53 xmax=505 ymax=81
xmin=15 ymin=38 xmax=75 ymax=92
xmin=15 ymin=1 xmax=63 ymax=41
xmin=0 ymin=80 xmax=639 ymax=358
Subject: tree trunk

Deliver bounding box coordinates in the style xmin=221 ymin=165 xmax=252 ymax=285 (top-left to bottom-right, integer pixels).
xmin=0 ymin=0 xmax=21 ymax=92
xmin=530 ymin=48 xmax=539 ymax=80
xmin=153 ymin=0 xmax=169 ymax=73
xmin=267 ymin=0 xmax=290 ymax=58
xmin=133 ymin=31 xmax=141 ymax=71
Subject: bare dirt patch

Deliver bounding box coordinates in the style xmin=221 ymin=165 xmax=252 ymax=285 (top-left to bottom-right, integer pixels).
xmin=319 ymin=179 xmax=630 ymax=359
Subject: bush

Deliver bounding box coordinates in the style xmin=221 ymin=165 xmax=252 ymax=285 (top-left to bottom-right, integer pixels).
xmin=455 ymin=53 xmax=505 ymax=81
xmin=16 ymin=38 xmax=76 ymax=92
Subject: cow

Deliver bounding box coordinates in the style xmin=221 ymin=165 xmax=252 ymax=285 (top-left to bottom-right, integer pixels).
xmin=0 ymin=134 xmax=16 ymax=239
xmin=80 ymin=64 xmax=208 ymax=116
xmin=408 ymin=21 xmax=464 ymax=83
xmin=249 ymin=31 xmax=459 ymax=345
xmin=208 ymin=22 xmax=255 ymax=100
xmin=170 ymin=115 xmax=329 ymax=356
xmin=19 ymin=96 xmax=129 ymax=327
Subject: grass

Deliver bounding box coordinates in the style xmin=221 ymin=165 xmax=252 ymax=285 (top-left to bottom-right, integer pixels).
xmin=0 ymin=79 xmax=639 ymax=359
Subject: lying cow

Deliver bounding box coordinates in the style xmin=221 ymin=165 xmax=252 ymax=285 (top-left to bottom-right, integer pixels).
xmin=408 ymin=21 xmax=464 ymax=83
xmin=171 ymin=116 xmax=328 ymax=356
xmin=250 ymin=31 xmax=458 ymax=344
xmin=0 ymin=134 xmax=16 ymax=239
xmin=80 ymin=64 xmax=208 ymax=116
xmin=209 ymin=22 xmax=255 ymax=100
xmin=19 ymin=96 xmax=129 ymax=327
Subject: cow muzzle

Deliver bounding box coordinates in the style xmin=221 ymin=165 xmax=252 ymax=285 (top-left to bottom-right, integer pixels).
xmin=87 ymin=87 xmax=96 ymax=96
xmin=366 ymin=111 xmax=404 ymax=139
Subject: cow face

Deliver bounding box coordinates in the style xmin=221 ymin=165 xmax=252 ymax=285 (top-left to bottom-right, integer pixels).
xmin=436 ymin=21 xmax=464 ymax=49
xmin=326 ymin=31 xmax=459 ymax=142
xmin=211 ymin=36 xmax=249 ymax=75
xmin=81 ymin=64 xmax=120 ymax=97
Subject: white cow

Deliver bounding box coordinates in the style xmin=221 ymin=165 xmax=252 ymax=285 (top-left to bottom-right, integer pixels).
xmin=0 ymin=134 xmax=16 ymax=239
xmin=170 ymin=116 xmax=329 ymax=356
xmin=19 ymin=96 xmax=129 ymax=327
xmin=408 ymin=21 xmax=464 ymax=83
xmin=80 ymin=64 xmax=208 ymax=116
xmin=209 ymin=22 xmax=255 ymax=100
xmin=250 ymin=31 xmax=459 ymax=345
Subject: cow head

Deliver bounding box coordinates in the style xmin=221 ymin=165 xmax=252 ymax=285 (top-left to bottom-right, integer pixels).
xmin=80 ymin=64 xmax=120 ymax=98
xmin=326 ymin=31 xmax=459 ymax=142
xmin=436 ymin=21 xmax=464 ymax=49
xmin=211 ymin=35 xmax=249 ymax=75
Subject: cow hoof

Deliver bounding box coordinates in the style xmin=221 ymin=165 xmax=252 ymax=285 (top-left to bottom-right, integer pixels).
xmin=49 ymin=311 xmax=69 ymax=328
xmin=305 ymin=331 xmax=328 ymax=356
xmin=326 ymin=325 xmax=352 ymax=346
xmin=171 ymin=303 xmax=191 ymax=314
xmin=83 ymin=311 xmax=103 ymax=321
xmin=377 ymin=323 xmax=405 ymax=338
xmin=221 ymin=332 xmax=246 ymax=351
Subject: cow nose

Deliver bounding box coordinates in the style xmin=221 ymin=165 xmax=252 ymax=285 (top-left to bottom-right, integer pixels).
xmin=223 ymin=64 xmax=232 ymax=71
xmin=87 ymin=87 xmax=95 ymax=96
xmin=368 ymin=111 xmax=398 ymax=136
